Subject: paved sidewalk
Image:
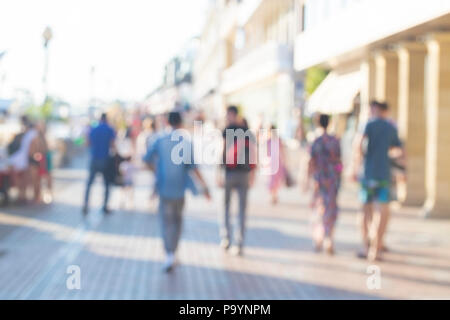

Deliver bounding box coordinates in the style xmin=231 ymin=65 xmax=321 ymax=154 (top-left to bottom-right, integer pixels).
xmin=0 ymin=157 xmax=449 ymax=299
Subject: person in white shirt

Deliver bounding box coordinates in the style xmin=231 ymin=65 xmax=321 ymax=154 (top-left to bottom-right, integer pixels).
xmin=119 ymin=155 xmax=136 ymax=210
xmin=8 ymin=116 xmax=37 ymax=203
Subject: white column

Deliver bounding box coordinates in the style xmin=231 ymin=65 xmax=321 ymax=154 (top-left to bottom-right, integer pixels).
xmin=423 ymin=33 xmax=450 ymax=218
xmin=396 ymin=42 xmax=427 ymax=206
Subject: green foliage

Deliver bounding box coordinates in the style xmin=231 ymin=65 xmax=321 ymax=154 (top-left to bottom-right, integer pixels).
xmin=24 ymin=98 xmax=54 ymax=120
xmin=41 ymin=98 xmax=54 ymax=119
xmin=305 ymin=67 xmax=329 ymax=97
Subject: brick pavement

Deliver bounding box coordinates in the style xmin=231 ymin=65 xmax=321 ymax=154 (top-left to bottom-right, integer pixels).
xmin=0 ymin=156 xmax=449 ymax=299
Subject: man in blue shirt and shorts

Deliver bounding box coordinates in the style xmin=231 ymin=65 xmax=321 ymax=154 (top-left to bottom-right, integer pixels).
xmin=354 ymin=101 xmax=405 ymax=261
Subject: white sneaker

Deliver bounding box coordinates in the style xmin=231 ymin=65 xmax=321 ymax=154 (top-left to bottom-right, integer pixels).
xmin=230 ymin=245 xmax=243 ymax=256
xmin=163 ymin=253 xmax=175 ymax=273
xmin=220 ymin=239 xmax=230 ymax=251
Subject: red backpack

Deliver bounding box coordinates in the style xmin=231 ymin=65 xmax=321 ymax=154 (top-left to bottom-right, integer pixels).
xmin=224 ymin=134 xmax=257 ymax=171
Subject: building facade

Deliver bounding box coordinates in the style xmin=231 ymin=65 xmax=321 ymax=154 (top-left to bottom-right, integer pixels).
xmin=145 ymin=37 xmax=199 ymax=115
xmin=294 ymin=0 xmax=450 ymax=217
xmin=194 ymin=0 xmax=305 ymax=137
xmin=193 ymin=0 xmax=240 ymax=122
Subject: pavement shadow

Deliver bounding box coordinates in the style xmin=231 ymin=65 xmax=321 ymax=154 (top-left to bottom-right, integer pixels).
xmin=0 ymin=201 xmax=358 ymax=255
xmin=30 ymin=251 xmax=382 ymax=300
xmin=153 ymin=262 xmax=382 ymax=300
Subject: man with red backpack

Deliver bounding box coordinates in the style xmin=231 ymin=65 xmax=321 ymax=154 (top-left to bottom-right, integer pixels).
xmin=218 ymin=106 xmax=257 ymax=256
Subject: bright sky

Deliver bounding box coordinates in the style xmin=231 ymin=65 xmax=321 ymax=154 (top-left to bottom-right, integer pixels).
xmin=0 ymin=0 xmax=209 ymax=107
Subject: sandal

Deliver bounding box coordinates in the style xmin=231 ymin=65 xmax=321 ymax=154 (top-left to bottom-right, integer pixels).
xmin=313 ymin=239 xmax=323 ymax=253
xmin=356 ymin=250 xmax=368 ymax=259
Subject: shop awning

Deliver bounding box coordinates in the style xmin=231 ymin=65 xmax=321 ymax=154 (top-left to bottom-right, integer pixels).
xmin=307 ymin=70 xmax=361 ymax=115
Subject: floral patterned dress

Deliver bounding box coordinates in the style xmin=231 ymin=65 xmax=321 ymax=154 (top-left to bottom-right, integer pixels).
xmin=309 ymin=134 xmax=342 ymax=237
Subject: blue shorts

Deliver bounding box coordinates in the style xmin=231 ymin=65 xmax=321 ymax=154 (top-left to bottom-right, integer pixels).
xmin=360 ymin=180 xmax=390 ymax=204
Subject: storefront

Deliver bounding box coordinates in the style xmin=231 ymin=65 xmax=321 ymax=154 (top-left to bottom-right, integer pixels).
xmin=224 ymin=73 xmax=296 ymax=138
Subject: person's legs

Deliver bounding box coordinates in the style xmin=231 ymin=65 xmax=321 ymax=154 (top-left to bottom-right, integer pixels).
xmin=361 ymin=203 xmax=373 ymax=250
xmin=120 ymin=186 xmax=127 ymax=209
xmin=172 ymin=198 xmax=185 ymax=253
xmin=43 ymin=172 xmax=53 ymax=203
xmin=159 ymin=199 xmax=170 ymax=253
xmin=16 ymin=170 xmax=27 ymax=202
xmin=368 ymin=186 xmax=391 ymax=261
xmin=4 ymin=174 xmax=10 ymax=206
xmin=159 ymin=199 xmax=182 ymax=254
xmin=269 ymin=172 xmax=280 ymax=205
xmin=83 ymin=161 xmax=97 ymax=212
xmin=99 ymin=160 xmax=111 ymax=212
xmin=159 ymin=198 xmax=185 ymax=272
xmin=121 ymin=185 xmax=133 ymax=210
xmin=30 ymin=165 xmax=41 ymax=203
xmin=159 ymin=199 xmax=175 ymax=272
xmin=271 ymin=186 xmax=279 ymax=205
xmin=311 ymin=183 xmax=326 ymax=251
xmin=319 ymin=185 xmax=339 ymax=255
xmin=312 ymin=201 xmax=325 ymax=252
xmin=221 ymin=172 xmax=233 ymax=249
xmin=234 ymin=172 xmax=249 ymax=253
xmin=378 ymin=186 xmax=391 ymax=252
xmin=368 ymin=203 xmax=389 ymax=261
xmin=358 ymin=184 xmax=374 ymax=257
xmin=0 ymin=174 xmax=10 ymax=206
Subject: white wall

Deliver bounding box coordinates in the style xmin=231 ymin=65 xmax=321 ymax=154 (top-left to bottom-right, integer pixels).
xmin=295 ymin=0 xmax=450 ymax=70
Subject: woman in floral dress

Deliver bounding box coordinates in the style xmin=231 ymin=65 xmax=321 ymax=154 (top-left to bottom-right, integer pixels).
xmin=307 ymin=114 xmax=342 ymax=254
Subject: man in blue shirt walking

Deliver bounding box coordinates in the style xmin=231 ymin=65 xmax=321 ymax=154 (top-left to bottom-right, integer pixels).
xmin=83 ymin=113 xmax=116 ymax=215
xmin=144 ymin=111 xmax=210 ymax=273
xmin=354 ymin=101 xmax=405 ymax=261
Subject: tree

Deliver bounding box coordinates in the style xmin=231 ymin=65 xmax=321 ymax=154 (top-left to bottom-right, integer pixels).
xmin=305 ymin=67 xmax=329 ymax=97
xmin=25 ymin=98 xmax=53 ymax=120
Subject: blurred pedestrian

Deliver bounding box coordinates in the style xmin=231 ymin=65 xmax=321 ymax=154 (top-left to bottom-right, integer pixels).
xmin=8 ymin=115 xmax=37 ymax=203
xmin=130 ymin=110 xmax=142 ymax=151
xmin=353 ymin=101 xmax=405 ymax=261
xmin=306 ymin=114 xmax=342 ymax=255
xmin=143 ymin=111 xmax=210 ymax=273
xmin=218 ymin=106 xmax=257 ymax=256
xmin=155 ymin=113 xmax=168 ymax=133
xmin=136 ymin=117 xmax=156 ymax=164
xmin=116 ymin=126 xmax=134 ymax=160
xmin=137 ymin=117 xmax=158 ymax=205
xmin=83 ymin=113 xmax=116 ymax=215
xmin=29 ymin=120 xmax=50 ymax=204
xmin=44 ymin=140 xmax=54 ymax=204
xmin=267 ymin=125 xmax=288 ymax=205
xmin=119 ymin=155 xmax=136 ymax=210
xmin=0 ymin=147 xmax=10 ymax=206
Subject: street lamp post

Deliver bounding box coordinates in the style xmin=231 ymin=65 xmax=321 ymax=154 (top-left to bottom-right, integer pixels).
xmin=89 ymin=65 xmax=96 ymax=121
xmin=42 ymin=26 xmax=53 ymax=103
xmin=90 ymin=65 xmax=96 ymax=107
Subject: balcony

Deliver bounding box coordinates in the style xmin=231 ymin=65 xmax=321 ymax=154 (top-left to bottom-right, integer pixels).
xmin=221 ymin=41 xmax=293 ymax=95
xmin=294 ymin=0 xmax=450 ymax=71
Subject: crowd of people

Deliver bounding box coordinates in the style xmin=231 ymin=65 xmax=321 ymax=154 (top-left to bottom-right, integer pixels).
xmin=1 ymin=99 xmax=405 ymax=273
xmin=0 ymin=115 xmax=53 ymax=206
xmin=83 ymin=107 xmax=258 ymax=272
xmin=83 ymin=100 xmax=404 ymax=272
